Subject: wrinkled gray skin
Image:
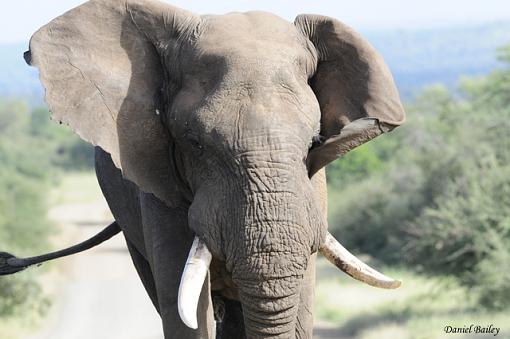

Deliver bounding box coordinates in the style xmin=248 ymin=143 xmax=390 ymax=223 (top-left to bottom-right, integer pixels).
xmin=26 ymin=0 xmax=404 ymax=338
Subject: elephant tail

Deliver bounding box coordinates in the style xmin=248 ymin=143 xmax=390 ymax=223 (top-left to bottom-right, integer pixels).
xmin=0 ymin=221 xmax=121 ymax=276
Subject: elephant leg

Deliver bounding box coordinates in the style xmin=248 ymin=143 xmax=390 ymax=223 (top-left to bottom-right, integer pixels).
xmin=140 ymin=192 xmax=215 ymax=339
xmin=125 ymin=236 xmax=160 ymax=314
xmin=213 ymin=294 xmax=246 ymax=339
xmin=295 ymin=253 xmax=317 ymax=339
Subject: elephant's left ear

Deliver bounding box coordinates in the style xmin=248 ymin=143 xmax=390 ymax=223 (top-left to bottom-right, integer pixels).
xmin=26 ymin=0 xmax=199 ymax=206
xmin=295 ymin=14 xmax=405 ymax=176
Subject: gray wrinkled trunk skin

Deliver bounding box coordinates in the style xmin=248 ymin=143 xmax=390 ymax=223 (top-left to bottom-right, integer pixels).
xmin=295 ymin=253 xmax=316 ymax=339
xmin=233 ymin=240 xmax=317 ymax=339
xmin=223 ymin=162 xmax=321 ymax=338
xmin=237 ymin=256 xmax=317 ymax=339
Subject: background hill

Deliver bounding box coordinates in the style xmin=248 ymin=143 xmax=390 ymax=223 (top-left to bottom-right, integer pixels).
xmin=1 ymin=20 xmax=509 ymax=102
xmin=366 ymin=20 xmax=510 ymax=98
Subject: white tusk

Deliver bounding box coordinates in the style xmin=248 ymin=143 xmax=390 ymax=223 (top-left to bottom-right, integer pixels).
xmin=178 ymin=236 xmax=212 ymax=329
xmin=320 ymin=232 xmax=402 ymax=289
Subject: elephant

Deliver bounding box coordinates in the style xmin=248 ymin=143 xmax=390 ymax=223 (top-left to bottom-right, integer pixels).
xmin=1 ymin=0 xmax=405 ymax=338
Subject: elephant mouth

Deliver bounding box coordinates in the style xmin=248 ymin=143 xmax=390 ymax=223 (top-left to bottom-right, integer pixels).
xmin=176 ymin=233 xmax=401 ymax=329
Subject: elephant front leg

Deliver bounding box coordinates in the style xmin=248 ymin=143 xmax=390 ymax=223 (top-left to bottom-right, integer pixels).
xmin=213 ymin=293 xmax=246 ymax=339
xmin=140 ymin=193 xmax=215 ymax=339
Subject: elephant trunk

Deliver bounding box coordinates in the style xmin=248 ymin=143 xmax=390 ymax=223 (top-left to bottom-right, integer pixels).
xmin=233 ymin=247 xmax=307 ymax=338
xmin=223 ymin=151 xmax=322 ymax=337
xmin=230 ymin=219 xmax=313 ymax=338
xmin=237 ymin=276 xmax=302 ymax=338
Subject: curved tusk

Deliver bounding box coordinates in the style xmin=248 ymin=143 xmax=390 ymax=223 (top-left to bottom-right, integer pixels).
xmin=320 ymin=232 xmax=401 ymax=289
xmin=178 ymin=236 xmax=212 ymax=329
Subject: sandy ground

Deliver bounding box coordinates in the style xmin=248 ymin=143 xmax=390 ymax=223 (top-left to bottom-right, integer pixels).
xmin=25 ymin=199 xmax=164 ymax=339
xmin=24 ymin=195 xmax=341 ymax=339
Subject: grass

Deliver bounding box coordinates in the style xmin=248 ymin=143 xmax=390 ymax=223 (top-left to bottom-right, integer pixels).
xmin=0 ymin=317 xmax=43 ymax=339
xmin=315 ymin=258 xmax=510 ymax=339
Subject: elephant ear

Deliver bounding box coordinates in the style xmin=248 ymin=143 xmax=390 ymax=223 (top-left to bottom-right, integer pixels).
xmin=294 ymin=15 xmax=405 ymax=177
xmin=26 ymin=0 xmax=198 ymax=206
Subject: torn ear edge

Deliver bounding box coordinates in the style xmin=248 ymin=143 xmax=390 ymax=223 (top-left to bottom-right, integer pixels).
xmin=307 ymin=117 xmax=400 ymax=177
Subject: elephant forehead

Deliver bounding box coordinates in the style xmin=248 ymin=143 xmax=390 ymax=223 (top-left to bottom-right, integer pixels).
xmin=169 ymin=12 xmax=320 ymax=151
xmin=196 ymin=11 xmax=309 ymax=66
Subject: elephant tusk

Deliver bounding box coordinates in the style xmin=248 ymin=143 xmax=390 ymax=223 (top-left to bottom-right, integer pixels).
xmin=178 ymin=236 xmax=212 ymax=329
xmin=320 ymin=232 xmax=401 ymax=289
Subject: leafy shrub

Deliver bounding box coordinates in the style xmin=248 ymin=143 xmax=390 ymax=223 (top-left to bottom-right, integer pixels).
xmin=405 ymin=164 xmax=510 ymax=307
xmin=0 ymin=274 xmax=49 ymax=318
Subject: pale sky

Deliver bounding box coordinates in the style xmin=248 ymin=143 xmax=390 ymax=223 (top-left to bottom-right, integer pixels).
xmin=1 ymin=0 xmax=510 ymax=43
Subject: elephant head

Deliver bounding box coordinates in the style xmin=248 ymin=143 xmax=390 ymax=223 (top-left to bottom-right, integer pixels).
xmin=26 ymin=0 xmax=404 ymax=337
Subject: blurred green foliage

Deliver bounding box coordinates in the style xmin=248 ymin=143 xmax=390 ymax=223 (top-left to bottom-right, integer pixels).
xmin=29 ymin=107 xmax=94 ymax=170
xmin=327 ymin=47 xmax=510 ymax=310
xmin=0 ymin=100 xmax=93 ymax=318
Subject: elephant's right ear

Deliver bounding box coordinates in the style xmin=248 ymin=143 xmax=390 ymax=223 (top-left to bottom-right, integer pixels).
xmin=26 ymin=0 xmax=199 ymax=206
xmin=295 ymin=15 xmax=405 ymax=177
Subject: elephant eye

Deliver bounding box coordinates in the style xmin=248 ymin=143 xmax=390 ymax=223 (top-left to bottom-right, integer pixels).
xmin=190 ymin=139 xmax=203 ymax=150
xmin=184 ymin=130 xmax=204 ymax=155
xmin=310 ymin=134 xmax=325 ymax=150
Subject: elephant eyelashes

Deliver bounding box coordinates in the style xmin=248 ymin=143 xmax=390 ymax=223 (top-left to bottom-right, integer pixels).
xmin=190 ymin=140 xmax=204 ymax=155
xmin=310 ymin=135 xmax=325 ymax=150
xmin=184 ymin=131 xmax=204 ymax=155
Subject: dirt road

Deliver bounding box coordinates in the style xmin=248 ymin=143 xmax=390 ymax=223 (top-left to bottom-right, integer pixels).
xmin=25 ymin=189 xmax=340 ymax=339
xmin=26 ymin=199 xmax=164 ymax=339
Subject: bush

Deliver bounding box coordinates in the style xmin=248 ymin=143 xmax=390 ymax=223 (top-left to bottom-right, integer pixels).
xmin=0 ymin=274 xmax=49 ymax=319
xmin=405 ymin=164 xmax=510 ymax=307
